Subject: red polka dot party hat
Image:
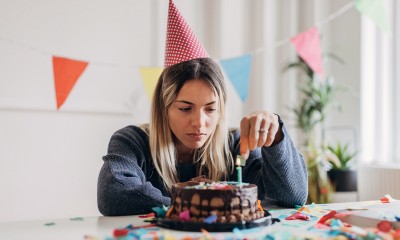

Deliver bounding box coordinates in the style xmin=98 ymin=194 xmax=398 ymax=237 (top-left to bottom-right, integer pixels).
xmin=164 ymin=0 xmax=209 ymax=68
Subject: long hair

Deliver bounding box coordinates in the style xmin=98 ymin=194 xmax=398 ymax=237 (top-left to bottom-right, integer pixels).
xmin=149 ymin=58 xmax=233 ymax=190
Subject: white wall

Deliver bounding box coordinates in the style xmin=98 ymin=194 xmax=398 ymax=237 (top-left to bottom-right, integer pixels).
xmin=0 ymin=110 xmax=133 ymax=222
xmin=0 ymin=0 xmax=158 ymax=222
xmin=0 ymin=0 xmax=361 ymax=222
xmin=324 ymin=0 xmax=361 ymax=155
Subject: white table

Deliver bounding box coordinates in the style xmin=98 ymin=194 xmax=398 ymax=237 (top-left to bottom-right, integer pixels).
xmin=0 ymin=202 xmax=386 ymax=240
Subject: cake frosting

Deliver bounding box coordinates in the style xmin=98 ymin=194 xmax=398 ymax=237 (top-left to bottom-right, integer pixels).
xmin=167 ymin=176 xmax=264 ymax=223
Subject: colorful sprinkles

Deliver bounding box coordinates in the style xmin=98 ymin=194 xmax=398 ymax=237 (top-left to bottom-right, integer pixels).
xmin=183 ymin=181 xmax=249 ymax=190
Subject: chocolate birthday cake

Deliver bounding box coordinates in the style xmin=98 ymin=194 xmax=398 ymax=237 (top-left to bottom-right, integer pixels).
xmin=166 ymin=176 xmax=265 ymax=223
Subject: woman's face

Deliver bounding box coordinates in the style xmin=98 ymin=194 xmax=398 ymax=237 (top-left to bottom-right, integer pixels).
xmin=168 ymin=79 xmax=220 ymax=153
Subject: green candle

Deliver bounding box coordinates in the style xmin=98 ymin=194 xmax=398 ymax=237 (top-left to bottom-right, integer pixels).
xmin=236 ymin=157 xmax=242 ymax=186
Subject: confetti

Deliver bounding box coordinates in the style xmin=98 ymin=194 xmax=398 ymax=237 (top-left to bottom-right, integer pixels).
xmin=86 ymin=199 xmax=400 ymax=239
xmin=232 ymin=227 xmax=244 ymax=239
xmin=139 ymin=212 xmax=155 ymax=218
xmin=112 ymin=228 xmax=129 ymax=237
xmin=318 ymin=210 xmax=337 ymax=224
xmin=83 ymin=235 xmax=100 ymax=240
xmin=131 ymin=223 xmax=157 ymax=229
xmin=285 ymin=212 xmax=310 ymax=221
xmin=125 ymin=224 xmax=134 ymax=229
xmin=313 ymin=223 xmax=331 ymax=230
xmin=334 ymin=211 xmax=359 ymax=219
xmin=181 ymin=237 xmax=194 ymax=240
xmin=377 ymin=220 xmax=392 ymax=232
xmin=385 ymin=194 xmax=398 ymax=202
xmin=201 ymin=228 xmax=212 ymax=240
xmin=381 ymin=197 xmax=390 ymax=203
xmin=330 ymin=219 xmax=344 ymax=228
xmin=152 ymin=206 xmax=167 ymax=218
xmin=297 ymin=206 xmax=311 ymax=213
xmin=143 ymin=218 xmax=156 ymax=223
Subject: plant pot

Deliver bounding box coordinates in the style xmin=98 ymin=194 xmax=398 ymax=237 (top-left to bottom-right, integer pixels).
xmin=327 ymin=169 xmax=357 ymax=192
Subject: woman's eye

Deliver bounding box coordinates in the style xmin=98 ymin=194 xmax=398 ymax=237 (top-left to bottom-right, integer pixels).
xmin=207 ymin=108 xmax=216 ymax=113
xmin=179 ymin=107 xmax=191 ymax=112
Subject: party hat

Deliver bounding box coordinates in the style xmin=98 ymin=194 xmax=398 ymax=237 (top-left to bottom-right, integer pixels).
xmin=164 ymin=0 xmax=209 ymax=68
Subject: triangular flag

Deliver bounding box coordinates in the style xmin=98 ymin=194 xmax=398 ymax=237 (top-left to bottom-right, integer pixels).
xmin=52 ymin=56 xmax=88 ymax=109
xmin=355 ymin=0 xmax=390 ymax=34
xmin=290 ymin=27 xmax=324 ymax=77
xmin=220 ymin=54 xmax=252 ymax=102
xmin=139 ymin=67 xmax=163 ymax=102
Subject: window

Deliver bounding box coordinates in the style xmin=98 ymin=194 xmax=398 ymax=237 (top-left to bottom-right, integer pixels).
xmin=360 ymin=0 xmax=400 ymax=164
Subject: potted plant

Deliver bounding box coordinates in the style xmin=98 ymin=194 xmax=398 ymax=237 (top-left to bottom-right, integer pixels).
xmin=305 ymin=146 xmax=333 ymax=204
xmin=283 ymin=55 xmax=343 ymax=203
xmin=325 ymin=142 xmax=358 ymax=192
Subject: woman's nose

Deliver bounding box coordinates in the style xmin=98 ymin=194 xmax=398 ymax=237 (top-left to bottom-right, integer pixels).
xmin=191 ymin=110 xmax=206 ymax=128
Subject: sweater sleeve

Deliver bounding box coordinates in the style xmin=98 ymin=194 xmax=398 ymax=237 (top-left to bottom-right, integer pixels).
xmin=231 ymin=120 xmax=308 ymax=208
xmin=97 ymin=126 xmax=170 ymax=216
xmin=260 ymin=122 xmax=308 ymax=207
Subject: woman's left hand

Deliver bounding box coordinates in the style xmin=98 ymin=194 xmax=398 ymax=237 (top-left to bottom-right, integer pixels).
xmin=239 ymin=111 xmax=283 ymax=159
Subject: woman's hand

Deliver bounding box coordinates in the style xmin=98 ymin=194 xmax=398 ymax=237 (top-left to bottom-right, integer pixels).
xmin=239 ymin=111 xmax=283 ymax=159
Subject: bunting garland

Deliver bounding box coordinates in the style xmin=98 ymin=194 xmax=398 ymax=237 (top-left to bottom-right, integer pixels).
xmin=220 ymin=54 xmax=252 ymax=102
xmin=290 ymin=27 xmax=324 ymax=77
xmin=355 ymin=0 xmax=390 ymax=34
xmin=0 ymin=0 xmax=389 ymax=111
xmin=139 ymin=67 xmax=163 ymax=102
xmin=52 ymin=56 xmax=88 ymax=109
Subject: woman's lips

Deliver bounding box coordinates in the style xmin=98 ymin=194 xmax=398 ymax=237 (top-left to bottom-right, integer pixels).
xmin=187 ymin=133 xmax=206 ymax=140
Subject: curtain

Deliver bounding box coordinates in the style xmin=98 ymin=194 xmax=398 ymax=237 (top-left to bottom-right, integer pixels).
xmin=360 ymin=0 xmax=400 ymax=164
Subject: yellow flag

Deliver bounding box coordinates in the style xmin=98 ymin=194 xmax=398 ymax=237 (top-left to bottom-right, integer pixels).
xmin=139 ymin=67 xmax=163 ymax=102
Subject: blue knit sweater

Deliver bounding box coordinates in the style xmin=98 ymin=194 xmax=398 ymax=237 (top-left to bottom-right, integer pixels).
xmin=97 ymin=122 xmax=308 ymax=216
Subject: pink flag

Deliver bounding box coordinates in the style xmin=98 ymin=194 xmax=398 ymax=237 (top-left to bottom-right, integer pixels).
xmin=290 ymin=27 xmax=324 ymax=77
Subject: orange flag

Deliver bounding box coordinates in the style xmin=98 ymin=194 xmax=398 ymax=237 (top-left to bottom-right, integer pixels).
xmin=52 ymin=56 xmax=88 ymax=109
xmin=290 ymin=27 xmax=324 ymax=77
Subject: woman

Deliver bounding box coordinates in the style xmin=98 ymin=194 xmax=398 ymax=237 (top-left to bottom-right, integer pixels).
xmin=97 ymin=58 xmax=308 ymax=216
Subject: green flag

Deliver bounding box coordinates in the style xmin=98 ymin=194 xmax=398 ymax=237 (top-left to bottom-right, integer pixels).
xmin=355 ymin=0 xmax=390 ymax=34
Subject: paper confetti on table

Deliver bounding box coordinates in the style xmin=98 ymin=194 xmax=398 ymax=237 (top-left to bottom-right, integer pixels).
xmin=152 ymin=206 xmax=167 ymax=218
xmin=381 ymin=197 xmax=390 ymax=203
xmin=87 ymin=197 xmax=400 ymax=240
xmin=318 ymin=210 xmax=337 ymax=224
xmin=285 ymin=212 xmax=310 ymax=221
xmin=139 ymin=212 xmax=155 ymax=218
xmin=232 ymin=227 xmax=244 ymax=239
xmin=201 ymin=228 xmax=213 ymax=239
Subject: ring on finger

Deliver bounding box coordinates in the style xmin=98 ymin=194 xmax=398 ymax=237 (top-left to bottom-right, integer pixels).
xmin=259 ymin=128 xmax=267 ymax=133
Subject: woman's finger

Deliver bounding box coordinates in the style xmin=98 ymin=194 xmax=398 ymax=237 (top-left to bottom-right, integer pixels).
xmin=240 ymin=117 xmax=251 ymax=159
xmin=257 ymin=118 xmax=268 ymax=147
xmin=248 ymin=114 xmax=263 ymax=150
xmin=264 ymin=115 xmax=279 ymax=147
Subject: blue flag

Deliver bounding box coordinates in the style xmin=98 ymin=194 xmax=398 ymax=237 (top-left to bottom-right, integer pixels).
xmin=220 ymin=54 xmax=252 ymax=102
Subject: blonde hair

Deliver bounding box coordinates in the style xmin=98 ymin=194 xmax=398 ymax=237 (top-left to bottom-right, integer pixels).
xmin=149 ymin=58 xmax=233 ymax=190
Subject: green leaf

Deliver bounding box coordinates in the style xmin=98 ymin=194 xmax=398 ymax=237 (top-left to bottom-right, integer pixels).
xmin=326 ymin=142 xmax=358 ymax=169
